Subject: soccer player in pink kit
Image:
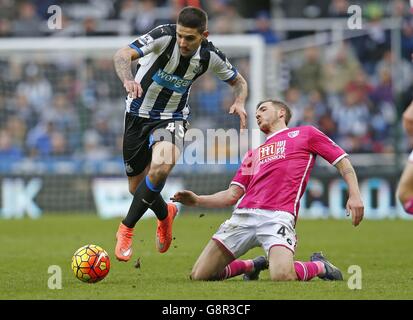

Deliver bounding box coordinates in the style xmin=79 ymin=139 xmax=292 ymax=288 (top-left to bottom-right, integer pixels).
xmin=172 ymin=99 xmax=364 ymax=282
xmin=396 ymin=55 xmax=413 ymax=214
xmin=397 ymin=99 xmax=413 ymax=214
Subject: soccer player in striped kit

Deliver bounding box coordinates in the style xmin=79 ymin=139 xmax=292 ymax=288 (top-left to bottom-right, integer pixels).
xmin=172 ymin=100 xmax=364 ymax=282
xmin=113 ymin=6 xmax=248 ymax=261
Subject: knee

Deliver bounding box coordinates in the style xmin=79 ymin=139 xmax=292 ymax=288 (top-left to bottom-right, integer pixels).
xmin=128 ymin=181 xmax=139 ymax=195
xmin=397 ymin=171 xmax=413 ymax=204
xmin=270 ymin=268 xmax=297 ymax=281
xmin=397 ymin=187 xmax=412 ymax=205
xmin=397 ymin=190 xmax=406 ymax=205
xmin=189 ymin=270 xmax=201 ymax=281
xmin=397 ymin=187 xmax=413 ymax=214
xmin=190 ymin=265 xmax=218 ymax=281
xmin=148 ymin=166 xmax=170 ymax=185
xmin=190 ymin=269 xmax=209 ymax=281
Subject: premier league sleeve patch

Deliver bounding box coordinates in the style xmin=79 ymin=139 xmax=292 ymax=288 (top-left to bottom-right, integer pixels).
xmin=138 ymin=34 xmax=154 ymax=46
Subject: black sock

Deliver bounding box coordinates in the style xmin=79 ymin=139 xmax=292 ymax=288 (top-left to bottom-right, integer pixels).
xmin=150 ymin=195 xmax=168 ymax=220
xmin=122 ymin=176 xmax=165 ymax=228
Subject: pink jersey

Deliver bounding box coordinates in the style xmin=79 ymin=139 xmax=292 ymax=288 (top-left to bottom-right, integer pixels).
xmin=231 ymin=126 xmax=347 ymax=220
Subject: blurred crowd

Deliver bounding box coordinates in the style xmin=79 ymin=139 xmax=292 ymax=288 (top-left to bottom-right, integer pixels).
xmin=0 ymin=0 xmax=410 ymax=38
xmin=0 ymin=56 xmax=125 ymax=162
xmin=0 ymin=0 xmax=413 ymax=165
xmin=280 ymin=42 xmax=413 ymax=154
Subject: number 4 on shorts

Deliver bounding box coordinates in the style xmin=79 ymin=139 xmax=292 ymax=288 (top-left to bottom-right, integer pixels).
xmin=166 ymin=122 xmax=184 ymax=138
xmin=277 ymin=225 xmax=286 ymax=237
xmin=166 ymin=122 xmax=175 ymax=132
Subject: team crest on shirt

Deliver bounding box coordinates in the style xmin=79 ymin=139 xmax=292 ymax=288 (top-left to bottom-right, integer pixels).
xmin=259 ymin=140 xmax=286 ymax=163
xmin=288 ymin=130 xmax=300 ymax=138
xmin=192 ymin=64 xmax=203 ymax=75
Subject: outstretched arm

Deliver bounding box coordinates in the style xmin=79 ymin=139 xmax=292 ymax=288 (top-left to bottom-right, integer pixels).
xmin=335 ymin=157 xmax=364 ymax=226
xmin=227 ymin=73 xmax=248 ymax=130
xmin=113 ymin=46 xmax=143 ymax=99
xmin=171 ymin=184 xmax=244 ymax=209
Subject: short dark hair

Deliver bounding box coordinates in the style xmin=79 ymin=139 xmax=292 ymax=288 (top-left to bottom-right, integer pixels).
xmin=256 ymin=99 xmax=292 ymax=125
xmin=177 ymin=6 xmax=208 ymax=33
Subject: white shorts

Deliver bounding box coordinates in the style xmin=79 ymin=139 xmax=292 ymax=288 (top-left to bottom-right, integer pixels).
xmin=212 ymin=209 xmax=297 ymax=258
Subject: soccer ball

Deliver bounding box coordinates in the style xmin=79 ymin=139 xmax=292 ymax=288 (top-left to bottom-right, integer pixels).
xmin=71 ymin=244 xmax=110 ymax=283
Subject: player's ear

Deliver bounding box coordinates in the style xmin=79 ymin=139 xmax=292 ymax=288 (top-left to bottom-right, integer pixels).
xmin=278 ymin=107 xmax=286 ymax=119
xmin=202 ymin=30 xmax=209 ymax=39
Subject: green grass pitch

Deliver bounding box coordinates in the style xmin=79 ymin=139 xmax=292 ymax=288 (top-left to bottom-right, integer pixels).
xmin=1 ymin=213 xmax=413 ymax=300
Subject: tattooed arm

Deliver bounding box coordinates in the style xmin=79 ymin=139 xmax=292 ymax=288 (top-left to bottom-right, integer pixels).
xmin=227 ymin=73 xmax=248 ymax=129
xmin=335 ymin=157 xmax=364 ymax=226
xmin=113 ymin=47 xmax=142 ymax=98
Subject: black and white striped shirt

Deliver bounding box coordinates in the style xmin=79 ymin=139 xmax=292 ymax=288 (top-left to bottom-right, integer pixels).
xmin=127 ymin=24 xmax=238 ymax=120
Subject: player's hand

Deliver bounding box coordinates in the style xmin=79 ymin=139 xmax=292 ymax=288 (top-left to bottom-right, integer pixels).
xmin=123 ymin=80 xmax=142 ymax=99
xmin=171 ymin=190 xmax=199 ymax=206
xmin=229 ymin=103 xmax=247 ymax=130
xmin=346 ymin=195 xmax=364 ymax=226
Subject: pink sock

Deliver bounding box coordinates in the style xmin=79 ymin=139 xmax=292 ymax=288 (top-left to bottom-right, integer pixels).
xmin=294 ymin=261 xmax=324 ymax=281
xmin=404 ymin=198 xmax=413 ymax=215
xmin=218 ymin=260 xmax=254 ymax=280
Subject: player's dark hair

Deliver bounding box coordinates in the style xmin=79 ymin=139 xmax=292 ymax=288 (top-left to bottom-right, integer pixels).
xmin=177 ymin=6 xmax=208 ymax=33
xmin=256 ymin=99 xmax=292 ymax=125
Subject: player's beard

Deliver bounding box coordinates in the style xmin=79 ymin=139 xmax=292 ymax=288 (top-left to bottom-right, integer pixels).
xmin=259 ymin=123 xmax=270 ymax=134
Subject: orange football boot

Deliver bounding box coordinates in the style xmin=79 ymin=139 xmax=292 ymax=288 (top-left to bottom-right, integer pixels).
xmin=115 ymin=222 xmax=134 ymax=262
xmin=156 ymin=203 xmax=178 ymax=253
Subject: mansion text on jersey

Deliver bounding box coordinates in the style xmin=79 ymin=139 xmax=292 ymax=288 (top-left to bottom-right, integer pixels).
xmin=260 ymin=154 xmax=286 ymax=163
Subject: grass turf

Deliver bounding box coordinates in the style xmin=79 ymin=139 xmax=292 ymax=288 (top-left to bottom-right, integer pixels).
xmin=1 ymin=213 xmax=412 ymax=300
